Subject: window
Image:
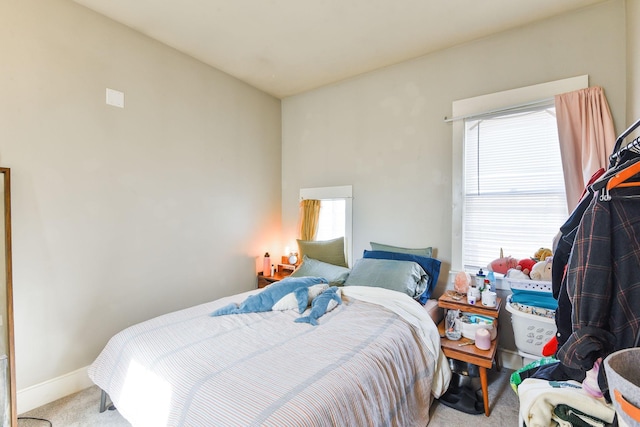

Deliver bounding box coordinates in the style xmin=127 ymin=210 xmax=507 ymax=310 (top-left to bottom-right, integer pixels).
xmin=299 ymin=185 xmax=353 ymax=265
xmin=451 ymin=76 xmax=589 ymax=272
xmin=462 ymin=106 xmax=567 ymax=269
xmin=316 ymin=199 xmax=346 ymax=241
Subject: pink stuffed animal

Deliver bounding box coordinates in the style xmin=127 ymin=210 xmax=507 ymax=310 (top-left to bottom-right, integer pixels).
xmin=487 ymin=256 xmax=518 ymax=275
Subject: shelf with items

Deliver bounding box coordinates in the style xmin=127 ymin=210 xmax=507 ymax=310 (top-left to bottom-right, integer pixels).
xmin=438 ymin=291 xmax=501 ymax=319
xmin=437 ymin=291 xmax=502 ymax=417
xmin=257 ymin=255 xmax=300 ymax=289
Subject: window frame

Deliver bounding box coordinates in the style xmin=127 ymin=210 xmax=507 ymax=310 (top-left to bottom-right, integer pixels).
xmin=451 ymin=76 xmax=588 ymax=272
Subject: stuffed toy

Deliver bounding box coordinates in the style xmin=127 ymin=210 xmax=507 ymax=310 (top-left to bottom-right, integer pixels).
xmin=487 ymin=255 xmax=519 ymax=275
xmin=295 ymin=286 xmax=342 ymax=326
xmin=534 ymin=247 xmax=553 ymax=261
xmin=272 ymin=283 xmax=329 ymax=312
xmin=515 ymin=258 xmax=536 ymax=277
xmin=211 ymin=276 xmax=328 ymax=316
xmin=530 ymin=257 xmax=553 ymax=281
xmin=505 ymin=268 xmax=529 ymax=280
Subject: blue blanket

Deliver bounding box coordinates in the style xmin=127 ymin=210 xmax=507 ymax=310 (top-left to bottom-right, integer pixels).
xmin=211 ymin=276 xmax=328 ymax=316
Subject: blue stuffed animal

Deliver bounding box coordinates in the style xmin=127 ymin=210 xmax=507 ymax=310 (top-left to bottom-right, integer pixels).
xmin=211 ymin=276 xmax=328 ymax=316
xmin=295 ymin=286 xmax=342 ymax=326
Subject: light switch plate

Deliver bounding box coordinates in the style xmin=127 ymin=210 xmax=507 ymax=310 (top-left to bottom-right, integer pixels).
xmin=106 ymin=88 xmax=125 ymax=108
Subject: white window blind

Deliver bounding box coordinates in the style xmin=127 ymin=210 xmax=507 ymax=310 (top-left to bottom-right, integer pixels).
xmin=462 ymin=105 xmax=568 ymax=270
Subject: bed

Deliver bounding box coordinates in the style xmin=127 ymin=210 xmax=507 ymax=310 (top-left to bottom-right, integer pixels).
xmin=88 ymin=248 xmax=451 ymax=426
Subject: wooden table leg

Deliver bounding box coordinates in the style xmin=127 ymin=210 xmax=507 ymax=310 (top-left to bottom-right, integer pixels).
xmin=479 ymin=366 xmax=490 ymax=416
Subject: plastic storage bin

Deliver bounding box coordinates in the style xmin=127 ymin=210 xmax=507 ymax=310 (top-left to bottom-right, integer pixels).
xmin=506 ymin=278 xmax=553 ymax=293
xmin=506 ymin=295 xmax=556 ymax=357
xmin=460 ymin=313 xmax=497 ymax=340
xmin=506 ymin=278 xmax=557 ymax=310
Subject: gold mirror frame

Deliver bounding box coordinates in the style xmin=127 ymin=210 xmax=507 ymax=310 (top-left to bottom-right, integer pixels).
xmin=0 ymin=168 xmax=16 ymax=426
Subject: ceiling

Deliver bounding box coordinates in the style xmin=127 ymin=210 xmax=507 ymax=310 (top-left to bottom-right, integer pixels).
xmin=73 ymin=0 xmax=607 ymax=99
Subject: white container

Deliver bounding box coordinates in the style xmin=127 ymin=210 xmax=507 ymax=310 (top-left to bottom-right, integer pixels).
xmin=506 ymin=278 xmax=552 ymax=293
xmin=506 ymin=295 xmax=556 ymax=357
xmin=482 ymin=291 xmax=497 ymax=307
xmin=460 ymin=314 xmax=497 ymax=340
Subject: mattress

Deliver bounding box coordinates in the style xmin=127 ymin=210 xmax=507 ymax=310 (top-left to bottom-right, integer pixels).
xmin=423 ymin=298 xmax=444 ymax=324
xmin=88 ymin=286 xmax=450 ymax=427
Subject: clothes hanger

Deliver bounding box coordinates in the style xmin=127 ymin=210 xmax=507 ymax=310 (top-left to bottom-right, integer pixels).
xmin=590 ymin=117 xmax=640 ymax=200
xmin=598 ymin=158 xmax=640 ymax=201
xmin=591 ymin=157 xmax=638 ymax=192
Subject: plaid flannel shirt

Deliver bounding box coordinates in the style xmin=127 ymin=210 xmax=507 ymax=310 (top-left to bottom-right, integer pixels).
xmin=557 ymin=187 xmax=640 ymax=370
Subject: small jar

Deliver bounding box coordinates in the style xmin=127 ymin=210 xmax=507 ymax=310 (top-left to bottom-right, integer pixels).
xmin=467 ymin=285 xmax=480 ymax=303
xmin=445 ymin=309 xmax=462 ymax=340
xmin=475 ymin=327 xmax=491 ymax=350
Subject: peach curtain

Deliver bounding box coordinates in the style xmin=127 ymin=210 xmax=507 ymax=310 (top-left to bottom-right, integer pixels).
xmin=555 ymin=86 xmax=616 ymax=211
xmin=299 ymin=199 xmax=321 ymax=240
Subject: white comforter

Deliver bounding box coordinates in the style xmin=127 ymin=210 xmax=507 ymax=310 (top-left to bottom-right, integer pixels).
xmin=88 ymin=286 xmax=450 ymax=427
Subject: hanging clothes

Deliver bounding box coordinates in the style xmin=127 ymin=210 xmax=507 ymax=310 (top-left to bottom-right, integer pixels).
xmin=556 ymin=184 xmax=640 ymax=371
xmin=548 ymin=119 xmax=640 ymax=377
xmin=552 ymin=169 xmax=604 ymax=351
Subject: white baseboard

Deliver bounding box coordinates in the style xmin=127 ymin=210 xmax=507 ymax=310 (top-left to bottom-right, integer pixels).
xmin=17 ymin=366 xmax=92 ymax=415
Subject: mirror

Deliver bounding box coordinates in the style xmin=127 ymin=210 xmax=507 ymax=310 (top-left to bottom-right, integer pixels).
xmin=0 ymin=168 xmax=15 ymax=426
xmin=299 ymin=186 xmax=353 ymax=266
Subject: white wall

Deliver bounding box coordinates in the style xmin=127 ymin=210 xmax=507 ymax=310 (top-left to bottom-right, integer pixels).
xmin=1 ymin=0 xmax=282 ymax=399
xmin=628 ymin=0 xmax=640 ymax=123
xmin=282 ymin=0 xmax=627 ymax=351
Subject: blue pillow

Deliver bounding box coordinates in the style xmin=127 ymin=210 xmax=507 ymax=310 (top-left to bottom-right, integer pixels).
xmin=363 ymin=250 xmax=441 ymax=303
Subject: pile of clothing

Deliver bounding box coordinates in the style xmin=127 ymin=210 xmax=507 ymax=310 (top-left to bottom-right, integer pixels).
xmin=512 ymin=359 xmax=615 ymax=427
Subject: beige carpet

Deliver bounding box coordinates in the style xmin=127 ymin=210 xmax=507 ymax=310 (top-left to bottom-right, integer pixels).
xmin=18 ymin=368 xmax=520 ymax=426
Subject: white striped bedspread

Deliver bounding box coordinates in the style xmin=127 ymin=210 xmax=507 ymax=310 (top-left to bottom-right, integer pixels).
xmin=88 ymin=286 xmax=451 ymax=427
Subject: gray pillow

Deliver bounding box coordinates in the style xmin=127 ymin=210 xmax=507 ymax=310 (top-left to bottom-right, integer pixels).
xmin=297 ymin=237 xmax=347 ymax=267
xmin=343 ymin=258 xmax=428 ymax=300
xmin=290 ymin=255 xmax=350 ymax=286
xmin=370 ymin=242 xmax=432 ymax=258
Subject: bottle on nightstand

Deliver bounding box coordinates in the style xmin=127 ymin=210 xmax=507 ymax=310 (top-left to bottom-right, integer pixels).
xmin=263 ymin=252 xmax=271 ymax=277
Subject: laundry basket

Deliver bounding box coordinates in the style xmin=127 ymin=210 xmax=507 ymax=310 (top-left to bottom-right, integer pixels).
xmin=506 ymin=278 xmax=557 ymax=310
xmin=604 ymin=347 xmax=640 ymax=427
xmin=505 ymin=295 xmax=556 ymax=358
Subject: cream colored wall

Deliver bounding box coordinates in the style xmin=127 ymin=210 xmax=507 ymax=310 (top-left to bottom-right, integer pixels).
xmin=628 ymin=0 xmax=640 ymax=123
xmin=1 ymin=0 xmax=281 ymax=392
xmin=282 ymin=0 xmax=627 ymax=350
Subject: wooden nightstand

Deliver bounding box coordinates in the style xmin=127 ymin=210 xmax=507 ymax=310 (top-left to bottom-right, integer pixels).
xmin=437 ymin=292 xmax=502 ymax=416
xmin=256 ymin=271 xmax=292 ymax=288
